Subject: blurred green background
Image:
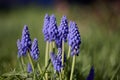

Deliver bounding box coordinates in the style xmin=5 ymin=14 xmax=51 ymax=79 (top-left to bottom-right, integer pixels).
xmin=0 ymin=0 xmax=120 ymax=80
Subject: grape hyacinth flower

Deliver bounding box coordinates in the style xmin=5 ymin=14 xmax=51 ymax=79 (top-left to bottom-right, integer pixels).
xmin=86 ymin=66 xmax=94 ymax=80
xmin=30 ymin=38 xmax=40 ymax=61
xmin=48 ymin=14 xmax=58 ymax=42
xmin=69 ymin=21 xmax=81 ymax=80
xmin=50 ymin=52 xmax=63 ymax=72
xmin=42 ymin=14 xmax=50 ymax=80
xmin=56 ymin=16 xmax=69 ymax=48
xmin=57 ymin=48 xmax=66 ymax=63
xmin=27 ymin=63 xmax=32 ymax=73
xmin=21 ymin=25 xmax=32 ymax=55
xmin=68 ymin=21 xmax=81 ymax=56
xmin=17 ymin=39 xmax=23 ymax=57
xmin=58 ymin=16 xmax=68 ymax=42
xmin=42 ymin=14 xmax=50 ymax=41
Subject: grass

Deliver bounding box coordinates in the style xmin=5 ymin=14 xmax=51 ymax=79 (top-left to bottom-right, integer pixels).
xmin=0 ymin=5 xmax=120 ymax=80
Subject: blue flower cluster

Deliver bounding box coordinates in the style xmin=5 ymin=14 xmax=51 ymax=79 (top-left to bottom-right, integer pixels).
xmin=17 ymin=25 xmax=32 ymax=57
xmin=17 ymin=39 xmax=24 ymax=57
xmin=42 ymin=14 xmax=81 ymax=56
xmin=68 ymin=21 xmax=81 ymax=56
xmin=42 ymin=14 xmax=50 ymax=41
xmin=86 ymin=66 xmax=94 ymax=80
xmin=48 ymin=14 xmax=58 ymax=42
xmin=57 ymin=48 xmax=66 ymax=63
xmin=58 ymin=16 xmax=69 ymax=42
xmin=30 ymin=38 xmax=40 ymax=61
xmin=21 ymin=25 xmax=32 ymax=51
xmin=50 ymin=52 xmax=62 ymax=72
xmin=16 ymin=14 xmax=83 ymax=79
xmin=50 ymin=48 xmax=66 ymax=72
xmin=27 ymin=63 xmax=32 ymax=73
xmin=56 ymin=16 xmax=69 ymax=48
xmin=17 ymin=25 xmax=40 ymax=60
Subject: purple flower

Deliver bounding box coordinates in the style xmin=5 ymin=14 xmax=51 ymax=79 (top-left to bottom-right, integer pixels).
xmin=50 ymin=48 xmax=66 ymax=72
xmin=68 ymin=21 xmax=81 ymax=56
xmin=17 ymin=39 xmax=24 ymax=57
xmin=58 ymin=16 xmax=68 ymax=42
xmin=48 ymin=14 xmax=58 ymax=42
xmin=56 ymin=16 xmax=68 ymax=48
xmin=21 ymin=25 xmax=32 ymax=55
xmin=30 ymin=38 xmax=40 ymax=61
xmin=42 ymin=14 xmax=50 ymax=41
xmin=86 ymin=66 xmax=94 ymax=80
xmin=27 ymin=63 xmax=32 ymax=73
xmin=50 ymin=52 xmax=62 ymax=72
xmin=57 ymin=48 xmax=66 ymax=63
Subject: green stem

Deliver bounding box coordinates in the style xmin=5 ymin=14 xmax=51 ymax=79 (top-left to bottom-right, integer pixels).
xmin=52 ymin=41 xmax=55 ymax=52
xmin=50 ymin=42 xmax=53 ymax=53
xmin=62 ymin=40 xmax=64 ymax=65
xmin=40 ymin=59 xmax=51 ymax=80
xmin=27 ymin=52 xmax=35 ymax=80
xmin=20 ymin=57 xmax=25 ymax=71
xmin=18 ymin=57 xmax=24 ymax=72
xmin=45 ymin=41 xmax=49 ymax=80
xmin=27 ymin=53 xmax=35 ymax=72
xmin=59 ymin=72 xmax=62 ymax=80
xmin=70 ymin=55 xmax=76 ymax=80
xmin=37 ymin=62 xmax=45 ymax=80
xmin=67 ymin=46 xmax=71 ymax=59
xmin=62 ymin=40 xmax=64 ymax=78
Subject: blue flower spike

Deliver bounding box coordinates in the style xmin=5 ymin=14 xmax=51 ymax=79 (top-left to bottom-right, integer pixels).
xmin=42 ymin=14 xmax=50 ymax=41
xmin=17 ymin=39 xmax=23 ymax=57
xmin=86 ymin=66 xmax=94 ymax=80
xmin=30 ymin=38 xmax=40 ymax=61
xmin=42 ymin=14 xmax=50 ymax=80
xmin=27 ymin=63 xmax=33 ymax=73
xmin=48 ymin=14 xmax=58 ymax=42
xmin=69 ymin=21 xmax=81 ymax=80
xmin=57 ymin=48 xmax=66 ymax=63
xmin=59 ymin=16 xmax=69 ymax=42
xmin=21 ymin=25 xmax=32 ymax=54
xmin=68 ymin=21 xmax=81 ymax=56
xmin=50 ymin=52 xmax=63 ymax=72
xmin=56 ymin=16 xmax=69 ymax=48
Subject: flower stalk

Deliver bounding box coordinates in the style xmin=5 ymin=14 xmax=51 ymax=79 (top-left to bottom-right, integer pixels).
xmin=27 ymin=52 xmax=35 ymax=72
xmin=62 ymin=40 xmax=65 ymax=78
xmin=70 ymin=55 xmax=76 ymax=80
xmin=37 ymin=62 xmax=46 ymax=80
xmin=20 ymin=57 xmax=25 ymax=72
xmin=45 ymin=41 xmax=49 ymax=80
xmin=67 ymin=46 xmax=71 ymax=59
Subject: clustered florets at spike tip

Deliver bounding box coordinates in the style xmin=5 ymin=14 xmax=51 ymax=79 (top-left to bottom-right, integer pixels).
xmin=50 ymin=48 xmax=66 ymax=72
xmin=50 ymin=52 xmax=62 ymax=72
xmin=17 ymin=25 xmax=32 ymax=57
xmin=68 ymin=21 xmax=81 ymax=56
xmin=86 ymin=66 xmax=94 ymax=80
xmin=56 ymin=16 xmax=69 ymax=48
xmin=21 ymin=25 xmax=32 ymax=50
xmin=17 ymin=39 xmax=24 ymax=57
xmin=30 ymin=38 xmax=40 ymax=61
xmin=48 ymin=14 xmax=58 ymax=42
xmin=58 ymin=16 xmax=69 ymax=42
xmin=57 ymin=48 xmax=66 ymax=62
xmin=42 ymin=14 xmax=50 ymax=41
xmin=27 ymin=63 xmax=32 ymax=73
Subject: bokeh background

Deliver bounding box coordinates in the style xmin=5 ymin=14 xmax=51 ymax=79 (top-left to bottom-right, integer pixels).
xmin=0 ymin=0 xmax=120 ymax=80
